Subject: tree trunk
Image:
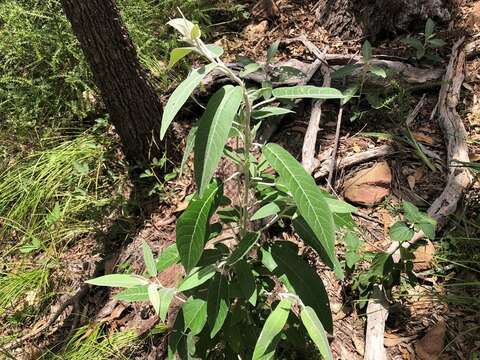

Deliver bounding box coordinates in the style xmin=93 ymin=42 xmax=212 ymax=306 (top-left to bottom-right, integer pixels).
xmin=61 ymin=0 xmax=163 ymax=164
xmin=316 ymin=0 xmax=450 ymax=41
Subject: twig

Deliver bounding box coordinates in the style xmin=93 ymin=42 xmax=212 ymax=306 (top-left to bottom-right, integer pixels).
xmin=405 ymin=94 xmax=426 ymax=127
xmin=314 ymin=145 xmax=395 ymax=179
xmin=296 ymin=35 xmax=332 ymax=174
xmin=327 ymin=106 xmax=344 ymax=190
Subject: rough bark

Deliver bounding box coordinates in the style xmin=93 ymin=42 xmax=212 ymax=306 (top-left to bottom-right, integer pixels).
xmin=61 ymin=0 xmax=163 ymax=164
xmin=316 ymin=0 xmax=450 ymax=40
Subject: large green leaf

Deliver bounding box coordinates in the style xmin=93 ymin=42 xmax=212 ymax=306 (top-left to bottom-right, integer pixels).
xmin=168 ymin=44 xmax=224 ymax=69
xmin=207 ymin=273 xmax=229 ymax=338
xmin=194 ymin=85 xmax=242 ymax=196
xmin=148 ymin=284 xmax=161 ymax=316
xmin=300 ymin=306 xmax=333 ymax=360
xmin=292 ymin=216 xmax=343 ymax=280
xmin=143 ymin=241 xmax=157 ymax=277
xmin=263 ymin=143 xmax=337 ymax=268
xmin=115 ymin=285 xmax=149 ymax=302
xmin=182 ymin=298 xmax=208 ymax=335
xmin=156 ymin=244 xmax=180 ymax=273
xmin=272 ymin=86 xmax=343 ymax=100
xmin=271 ymin=242 xmax=333 ymax=333
xmin=389 ymin=221 xmax=414 ymax=242
xmin=252 ymin=106 xmax=295 ymax=120
xmin=251 ymin=202 xmax=281 ymax=221
xmin=161 ymin=63 xmax=217 ymax=140
xmin=177 ymin=264 xmax=217 ymax=292
xmin=226 ymin=232 xmax=260 ymax=266
xmin=176 ymin=181 xmax=223 ymax=273
xmin=85 ymin=274 xmax=148 ymax=288
xmin=252 ymin=299 xmax=291 ymax=360
xmin=158 ymin=287 xmax=176 ymax=322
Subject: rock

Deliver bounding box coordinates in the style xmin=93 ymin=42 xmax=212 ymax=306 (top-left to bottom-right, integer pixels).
xmin=415 ymin=320 xmax=447 ymax=360
xmin=343 ymin=162 xmax=392 ymax=206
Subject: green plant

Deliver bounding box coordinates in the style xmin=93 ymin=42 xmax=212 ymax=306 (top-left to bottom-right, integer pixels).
xmin=42 ymin=324 xmax=139 ymax=360
xmin=0 ymin=132 xmax=113 ymax=257
xmin=332 ymin=40 xmax=390 ymax=122
xmin=86 ymin=17 xmax=359 ymax=359
xmin=350 ymin=201 xmax=437 ymax=308
xmin=402 ymin=18 xmax=446 ymax=62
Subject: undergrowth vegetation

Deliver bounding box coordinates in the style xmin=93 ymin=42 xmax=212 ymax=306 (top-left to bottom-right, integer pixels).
xmin=0 ymin=132 xmax=112 ymax=257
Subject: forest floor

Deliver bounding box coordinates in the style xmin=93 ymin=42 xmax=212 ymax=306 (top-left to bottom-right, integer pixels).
xmin=1 ymin=0 xmax=480 ymax=359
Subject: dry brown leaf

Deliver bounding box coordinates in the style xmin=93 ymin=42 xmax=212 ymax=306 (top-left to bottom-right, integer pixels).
xmin=407 ymin=175 xmax=416 ymax=190
xmin=415 ymin=320 xmax=446 ymax=360
xmin=413 ymin=240 xmax=435 ymax=271
xmin=412 ymin=132 xmax=436 ymax=145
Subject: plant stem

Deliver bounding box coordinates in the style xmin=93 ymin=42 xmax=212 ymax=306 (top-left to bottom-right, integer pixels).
xmin=195 ymin=39 xmax=253 ymax=237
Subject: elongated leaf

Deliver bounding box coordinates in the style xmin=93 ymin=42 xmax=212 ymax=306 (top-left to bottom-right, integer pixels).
xmin=207 ymin=273 xmax=229 ymax=338
xmin=183 ymin=298 xmax=208 ymax=335
xmin=324 ymin=198 xmax=357 ymax=213
xmin=252 ymin=106 xmax=295 ymax=120
xmin=252 ymin=299 xmax=291 ymax=360
xmin=301 ymin=306 xmax=333 ymax=360
xmin=156 ymin=244 xmax=180 ymax=273
xmin=263 ymin=143 xmax=337 ymax=268
xmin=176 ymin=181 xmax=223 ymax=273
xmin=332 ymin=64 xmax=359 ymax=79
xmin=195 ymin=85 xmax=243 ymax=196
xmin=362 ymin=40 xmax=372 ymax=62
xmin=115 ymin=285 xmax=149 ymax=302
xmin=85 ymin=274 xmax=148 ymax=288
xmin=180 ymin=126 xmax=197 ymax=177
xmin=235 ymin=260 xmax=256 ymax=304
xmin=168 ymin=47 xmax=194 ymax=69
xmin=143 ymin=241 xmax=157 ymax=277
xmin=272 ymin=86 xmax=343 ymax=100
xmin=159 ymin=287 xmax=176 ymax=321
xmin=369 ymin=65 xmax=387 ymax=78
xmin=177 ymin=264 xmax=217 ymax=292
xmin=161 ymin=63 xmax=217 ymax=140
xmin=148 ymin=284 xmax=161 ymax=315
xmin=425 ymin=18 xmax=435 ymax=39
xmin=271 ymin=242 xmax=333 ymax=333
xmin=168 ymin=45 xmax=224 ymax=69
xmin=167 ymin=18 xmax=196 ymax=39
xmin=251 ymin=202 xmax=281 ymax=221
xmin=292 ymin=216 xmax=343 ymax=280
xmin=267 ymin=40 xmax=280 ymax=64
xmin=226 ymin=232 xmax=260 ymax=266
xmin=240 ymin=63 xmax=262 ymax=77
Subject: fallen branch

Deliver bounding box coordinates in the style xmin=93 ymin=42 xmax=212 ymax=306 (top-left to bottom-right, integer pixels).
xmin=314 ymin=145 xmax=395 ymax=179
xmin=364 ymin=37 xmax=473 ymax=360
xmin=364 ymin=285 xmax=389 ymax=360
xmin=200 ymin=55 xmax=443 ymax=91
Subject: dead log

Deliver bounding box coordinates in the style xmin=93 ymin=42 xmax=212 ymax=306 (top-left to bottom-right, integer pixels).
xmin=201 ymin=57 xmax=444 ymax=94
xmin=315 ymin=0 xmax=450 ymax=40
